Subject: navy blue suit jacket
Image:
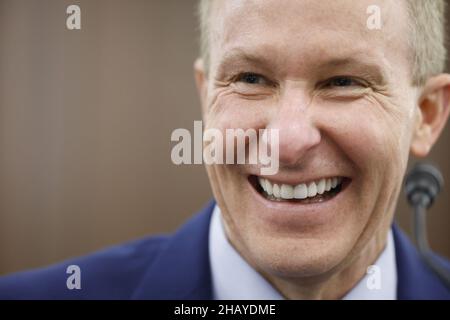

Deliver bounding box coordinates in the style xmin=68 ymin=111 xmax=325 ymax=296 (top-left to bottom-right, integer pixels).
xmin=0 ymin=200 xmax=449 ymax=299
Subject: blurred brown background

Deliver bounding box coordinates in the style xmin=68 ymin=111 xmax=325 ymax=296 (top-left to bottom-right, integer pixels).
xmin=0 ymin=0 xmax=449 ymax=275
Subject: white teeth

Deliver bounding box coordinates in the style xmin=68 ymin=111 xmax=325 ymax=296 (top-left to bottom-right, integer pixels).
xmin=273 ymin=184 xmax=281 ymax=198
xmin=307 ymin=182 xmax=317 ymax=197
xmin=258 ymin=177 xmax=266 ymax=192
xmin=317 ymin=179 xmax=326 ymax=195
xmin=280 ymin=184 xmax=294 ymax=199
xmin=257 ymin=177 xmax=343 ymax=200
xmin=325 ymin=179 xmax=332 ymax=192
xmin=294 ymin=184 xmax=308 ymax=199
xmin=331 ymin=177 xmax=338 ymax=188
xmin=266 ymin=180 xmax=273 ymax=195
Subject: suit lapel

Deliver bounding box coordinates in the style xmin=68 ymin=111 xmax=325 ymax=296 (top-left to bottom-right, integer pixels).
xmin=131 ymin=201 xmax=215 ymax=299
xmin=393 ymin=224 xmax=450 ymax=299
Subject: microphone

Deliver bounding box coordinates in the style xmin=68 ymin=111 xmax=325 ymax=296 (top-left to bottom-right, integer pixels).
xmin=405 ymin=162 xmax=450 ymax=288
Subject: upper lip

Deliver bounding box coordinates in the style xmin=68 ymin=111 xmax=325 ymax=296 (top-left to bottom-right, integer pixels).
xmin=250 ymin=174 xmax=349 ymax=186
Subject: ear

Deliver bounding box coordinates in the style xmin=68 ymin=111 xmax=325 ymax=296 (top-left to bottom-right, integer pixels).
xmin=194 ymin=58 xmax=209 ymax=119
xmin=411 ymin=74 xmax=450 ymax=158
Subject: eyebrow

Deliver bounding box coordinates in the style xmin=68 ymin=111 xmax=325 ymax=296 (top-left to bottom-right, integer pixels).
xmin=219 ymin=49 xmax=272 ymax=66
xmin=316 ymin=57 xmax=388 ymax=84
xmin=215 ymin=48 xmax=278 ymax=77
xmin=216 ymin=48 xmax=389 ymax=84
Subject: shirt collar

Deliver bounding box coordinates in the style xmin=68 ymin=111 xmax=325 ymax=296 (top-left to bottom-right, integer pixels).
xmin=209 ymin=205 xmax=397 ymax=300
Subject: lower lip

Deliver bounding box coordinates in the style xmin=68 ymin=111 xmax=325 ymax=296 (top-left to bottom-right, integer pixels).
xmin=246 ymin=176 xmax=351 ymax=226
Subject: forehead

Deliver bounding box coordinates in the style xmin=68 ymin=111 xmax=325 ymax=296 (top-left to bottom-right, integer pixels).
xmin=209 ymin=0 xmax=411 ymax=76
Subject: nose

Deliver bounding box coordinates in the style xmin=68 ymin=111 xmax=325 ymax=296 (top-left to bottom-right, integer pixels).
xmin=266 ymin=90 xmax=321 ymax=166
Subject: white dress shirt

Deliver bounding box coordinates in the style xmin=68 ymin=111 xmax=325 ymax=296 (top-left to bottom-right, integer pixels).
xmin=208 ymin=205 xmax=397 ymax=300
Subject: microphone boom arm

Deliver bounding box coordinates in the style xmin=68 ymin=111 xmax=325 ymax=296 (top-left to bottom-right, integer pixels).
xmin=406 ymin=163 xmax=450 ymax=289
xmin=413 ymin=200 xmax=450 ymax=288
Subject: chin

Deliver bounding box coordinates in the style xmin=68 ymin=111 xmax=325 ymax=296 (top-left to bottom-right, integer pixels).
xmin=236 ymin=226 xmax=357 ymax=279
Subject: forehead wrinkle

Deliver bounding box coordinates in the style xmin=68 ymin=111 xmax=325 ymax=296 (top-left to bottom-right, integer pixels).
xmin=215 ymin=47 xmax=279 ymax=74
xmin=214 ymin=42 xmax=392 ymax=84
xmin=208 ymin=0 xmax=412 ymax=82
xmin=212 ymin=12 xmax=394 ymax=79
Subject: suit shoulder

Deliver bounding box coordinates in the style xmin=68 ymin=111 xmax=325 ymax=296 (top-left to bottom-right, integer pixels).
xmin=393 ymin=225 xmax=450 ymax=299
xmin=0 ymin=234 xmax=169 ymax=299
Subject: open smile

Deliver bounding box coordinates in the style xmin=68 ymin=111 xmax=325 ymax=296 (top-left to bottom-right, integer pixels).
xmin=248 ymin=175 xmax=352 ymax=205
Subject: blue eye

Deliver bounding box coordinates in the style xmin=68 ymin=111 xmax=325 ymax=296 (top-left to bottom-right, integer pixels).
xmin=327 ymin=77 xmax=363 ymax=88
xmin=236 ymin=73 xmax=267 ymax=85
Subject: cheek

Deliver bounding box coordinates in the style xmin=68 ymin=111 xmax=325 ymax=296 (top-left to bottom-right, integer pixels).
xmin=325 ymin=97 xmax=412 ymax=175
xmin=203 ymin=95 xmax=257 ymax=189
xmin=204 ymin=94 xmax=271 ymax=182
xmin=322 ymin=97 xmax=413 ymax=228
xmin=205 ymin=92 xmax=271 ymax=131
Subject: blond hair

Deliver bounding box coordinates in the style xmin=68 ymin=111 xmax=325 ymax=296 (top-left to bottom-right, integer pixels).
xmin=197 ymin=0 xmax=448 ymax=86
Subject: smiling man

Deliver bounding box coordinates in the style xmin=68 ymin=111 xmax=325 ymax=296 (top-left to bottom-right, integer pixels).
xmin=193 ymin=0 xmax=450 ymax=300
xmin=0 ymin=0 xmax=450 ymax=300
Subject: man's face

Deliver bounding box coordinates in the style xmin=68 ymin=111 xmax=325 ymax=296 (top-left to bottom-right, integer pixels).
xmin=201 ymin=0 xmax=419 ymax=279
